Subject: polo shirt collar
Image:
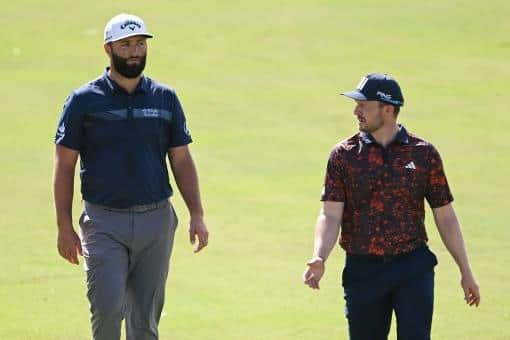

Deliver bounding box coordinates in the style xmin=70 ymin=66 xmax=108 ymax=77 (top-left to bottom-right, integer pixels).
xmin=360 ymin=124 xmax=410 ymax=145
xmin=102 ymin=67 xmax=149 ymax=94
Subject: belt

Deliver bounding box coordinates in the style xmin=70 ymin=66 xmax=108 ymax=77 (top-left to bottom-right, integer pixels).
xmin=87 ymin=199 xmax=169 ymax=213
xmin=346 ymin=246 xmax=426 ymax=264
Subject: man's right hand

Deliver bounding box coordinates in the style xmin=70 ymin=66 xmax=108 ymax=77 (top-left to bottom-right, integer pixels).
xmin=303 ymin=257 xmax=325 ymax=290
xmin=57 ymin=227 xmax=83 ymax=265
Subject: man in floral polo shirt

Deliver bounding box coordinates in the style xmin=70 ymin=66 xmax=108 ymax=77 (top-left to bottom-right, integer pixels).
xmin=302 ymin=73 xmax=480 ymax=340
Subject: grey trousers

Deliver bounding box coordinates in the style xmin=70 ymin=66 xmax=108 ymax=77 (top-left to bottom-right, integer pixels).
xmin=79 ymin=200 xmax=178 ymax=340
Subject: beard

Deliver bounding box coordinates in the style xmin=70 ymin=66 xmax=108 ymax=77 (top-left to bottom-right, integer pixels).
xmin=359 ymin=119 xmax=384 ymax=133
xmin=358 ymin=110 xmax=384 ymax=133
xmin=111 ymin=52 xmax=146 ymax=78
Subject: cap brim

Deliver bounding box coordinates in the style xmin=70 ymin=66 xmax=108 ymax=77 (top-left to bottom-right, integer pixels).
xmin=341 ymin=90 xmax=367 ymax=101
xmin=105 ymin=33 xmax=153 ymax=43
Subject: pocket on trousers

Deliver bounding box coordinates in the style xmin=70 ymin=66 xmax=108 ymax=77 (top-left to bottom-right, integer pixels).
xmin=78 ymin=211 xmax=94 ymax=240
xmin=170 ymin=204 xmax=179 ymax=229
xmin=342 ymin=262 xmax=365 ymax=287
xmin=78 ymin=210 xmax=97 ymax=271
xmin=78 ymin=210 xmax=93 ymax=229
xmin=341 ymin=266 xmax=350 ymax=286
xmin=424 ymin=247 xmax=438 ymax=267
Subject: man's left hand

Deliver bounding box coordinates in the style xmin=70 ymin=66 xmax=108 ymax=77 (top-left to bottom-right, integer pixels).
xmin=461 ymin=273 xmax=480 ymax=307
xmin=189 ymin=217 xmax=209 ymax=253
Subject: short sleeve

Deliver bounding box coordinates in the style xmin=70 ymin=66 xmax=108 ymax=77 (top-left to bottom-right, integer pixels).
xmin=54 ymin=92 xmax=83 ymax=151
xmin=320 ymin=147 xmax=346 ymax=202
xmin=168 ymin=91 xmax=193 ymax=148
xmin=425 ymin=146 xmax=454 ymax=208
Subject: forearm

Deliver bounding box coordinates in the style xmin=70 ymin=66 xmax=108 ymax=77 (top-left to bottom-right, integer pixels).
xmin=53 ymin=166 xmax=75 ymax=231
xmin=171 ymin=155 xmax=204 ymax=218
xmin=313 ymin=212 xmax=341 ymax=261
xmin=434 ymin=206 xmax=473 ymax=276
xmin=439 ymin=222 xmax=472 ymax=275
xmin=433 ymin=205 xmax=480 ymax=305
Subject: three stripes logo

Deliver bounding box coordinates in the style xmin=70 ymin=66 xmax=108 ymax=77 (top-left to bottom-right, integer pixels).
xmin=405 ymin=161 xmax=416 ymax=170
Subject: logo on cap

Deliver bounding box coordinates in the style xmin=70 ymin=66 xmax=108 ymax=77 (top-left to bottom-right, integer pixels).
xmin=120 ymin=20 xmax=142 ymax=31
xmin=357 ymin=77 xmax=369 ymax=91
xmin=376 ymin=91 xmax=392 ymax=101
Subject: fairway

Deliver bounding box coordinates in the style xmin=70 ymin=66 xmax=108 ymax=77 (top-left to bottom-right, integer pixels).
xmin=1 ymin=0 xmax=509 ymax=339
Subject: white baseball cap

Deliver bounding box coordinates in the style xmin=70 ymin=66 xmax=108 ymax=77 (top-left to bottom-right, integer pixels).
xmin=104 ymin=13 xmax=153 ymax=44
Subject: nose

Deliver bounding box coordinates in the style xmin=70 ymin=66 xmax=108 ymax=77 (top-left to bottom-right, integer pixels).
xmin=353 ymin=104 xmax=362 ymax=116
xmin=131 ymin=45 xmax=142 ymax=57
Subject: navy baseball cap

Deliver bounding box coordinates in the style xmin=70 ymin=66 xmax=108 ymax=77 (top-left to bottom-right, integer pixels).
xmin=341 ymin=73 xmax=404 ymax=106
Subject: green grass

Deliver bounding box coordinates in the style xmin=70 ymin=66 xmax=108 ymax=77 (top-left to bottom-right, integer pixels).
xmin=1 ymin=0 xmax=509 ymax=339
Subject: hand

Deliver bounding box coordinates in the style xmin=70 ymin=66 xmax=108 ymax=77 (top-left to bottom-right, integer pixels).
xmin=303 ymin=257 xmax=325 ymax=290
xmin=57 ymin=227 xmax=83 ymax=265
xmin=189 ymin=216 xmax=209 ymax=253
xmin=461 ymin=273 xmax=480 ymax=307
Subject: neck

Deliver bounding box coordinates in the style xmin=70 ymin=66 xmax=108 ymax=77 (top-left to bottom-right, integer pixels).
xmin=370 ymin=122 xmax=399 ymax=147
xmin=108 ymin=67 xmax=141 ymax=94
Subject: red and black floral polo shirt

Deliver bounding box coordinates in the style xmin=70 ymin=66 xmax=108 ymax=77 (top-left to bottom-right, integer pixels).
xmin=321 ymin=125 xmax=453 ymax=255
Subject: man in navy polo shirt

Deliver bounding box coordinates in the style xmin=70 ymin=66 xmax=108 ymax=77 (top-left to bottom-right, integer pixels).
xmin=302 ymin=73 xmax=480 ymax=339
xmin=53 ymin=13 xmax=209 ymax=340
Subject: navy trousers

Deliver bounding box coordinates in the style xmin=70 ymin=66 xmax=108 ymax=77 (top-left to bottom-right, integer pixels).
xmin=342 ymin=247 xmax=438 ymax=340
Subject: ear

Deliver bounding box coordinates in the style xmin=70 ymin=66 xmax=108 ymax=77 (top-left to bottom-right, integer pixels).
xmin=103 ymin=43 xmax=112 ymax=58
xmin=382 ymin=104 xmax=396 ymax=119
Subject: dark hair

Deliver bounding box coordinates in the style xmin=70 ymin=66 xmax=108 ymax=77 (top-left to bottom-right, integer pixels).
xmin=379 ymin=102 xmax=400 ymax=117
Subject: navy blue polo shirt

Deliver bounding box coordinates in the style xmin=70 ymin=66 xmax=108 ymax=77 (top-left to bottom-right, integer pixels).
xmin=55 ymin=69 xmax=192 ymax=208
